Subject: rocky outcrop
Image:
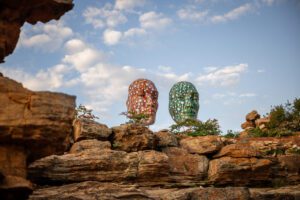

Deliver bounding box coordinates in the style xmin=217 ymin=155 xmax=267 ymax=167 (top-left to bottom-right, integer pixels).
xmin=111 ymin=124 xmax=156 ymax=152
xmin=0 ymin=75 xmax=76 ymax=161
xmin=73 ymin=119 xmax=112 ymax=142
xmin=179 ymin=135 xmax=224 ymax=155
xmin=0 ymin=75 xmax=75 ymax=199
xmin=0 ymin=0 xmax=74 ymax=63
xmin=1 ymin=76 xmax=300 ymax=199
xmin=240 ymin=110 xmax=270 ymax=134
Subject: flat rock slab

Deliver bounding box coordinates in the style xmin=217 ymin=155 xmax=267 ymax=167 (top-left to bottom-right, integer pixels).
xmin=29 ymin=181 xmax=252 ymax=200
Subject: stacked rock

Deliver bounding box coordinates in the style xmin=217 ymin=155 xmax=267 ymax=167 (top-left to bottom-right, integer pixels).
xmin=241 ymin=110 xmax=271 ymax=130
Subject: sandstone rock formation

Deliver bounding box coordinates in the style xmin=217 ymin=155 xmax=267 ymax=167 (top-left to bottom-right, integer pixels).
xmin=1 ymin=77 xmax=300 ymax=200
xmin=0 ymin=75 xmax=75 ymax=199
xmin=0 ymin=0 xmax=74 ymax=63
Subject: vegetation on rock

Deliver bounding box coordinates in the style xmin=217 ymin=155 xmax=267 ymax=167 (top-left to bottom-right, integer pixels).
xmin=120 ymin=111 xmax=150 ymax=125
xmin=75 ymin=104 xmax=99 ymax=120
xmin=170 ymin=118 xmax=221 ymax=136
xmin=249 ymin=98 xmax=300 ymax=137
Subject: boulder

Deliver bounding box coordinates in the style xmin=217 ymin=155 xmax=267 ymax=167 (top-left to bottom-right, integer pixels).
xmin=213 ymin=144 xmax=261 ymax=158
xmin=180 ymin=136 xmax=223 ymax=155
xmin=137 ymin=150 xmax=170 ymax=185
xmin=111 ymin=124 xmax=155 ymax=152
xmin=275 ymin=155 xmax=300 ymax=185
xmin=155 ymin=130 xmax=178 ymax=148
xmin=73 ymin=119 xmax=112 ymax=142
xmin=0 ymin=0 xmax=74 ymax=62
xmin=69 ymin=139 xmax=111 ymax=154
xmin=208 ymin=156 xmax=273 ymax=186
xmin=241 ymin=121 xmax=255 ymax=130
xmin=246 ymin=110 xmax=260 ymax=122
xmin=163 ymin=147 xmax=208 ymax=181
xmin=0 ymin=76 xmax=76 ymax=161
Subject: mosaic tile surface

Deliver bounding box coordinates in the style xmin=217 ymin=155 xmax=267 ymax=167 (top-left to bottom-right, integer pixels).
xmin=126 ymin=79 xmax=159 ymax=125
xmin=169 ymin=81 xmax=199 ymax=123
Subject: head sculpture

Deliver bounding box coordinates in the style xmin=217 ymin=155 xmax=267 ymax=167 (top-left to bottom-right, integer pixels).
xmin=169 ymin=81 xmax=199 ymax=123
xmin=126 ymin=79 xmax=159 ymax=125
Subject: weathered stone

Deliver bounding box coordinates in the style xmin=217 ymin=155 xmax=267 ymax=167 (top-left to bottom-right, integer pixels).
xmin=208 ymin=156 xmax=273 ymax=186
xmin=246 ymin=110 xmax=260 ymax=122
xmin=69 ymin=139 xmax=111 ymax=154
xmin=163 ymin=147 xmax=208 ymax=181
xmin=73 ymin=119 xmax=112 ymax=142
xmin=29 ymin=181 xmax=153 ymax=200
xmin=112 ymin=124 xmax=155 ymax=152
xmin=241 ymin=121 xmax=255 ymax=130
xmin=155 ymin=130 xmax=178 ymax=148
xmin=275 ymin=155 xmax=300 ymax=185
xmin=180 ymin=136 xmax=223 ymax=155
xmin=28 ymin=149 xmax=138 ymax=184
xmin=0 ymin=76 xmax=76 ymax=161
xmin=213 ymin=144 xmax=261 ymax=158
xmin=161 ymin=187 xmax=250 ymax=200
xmin=0 ymin=145 xmax=27 ymax=178
xmin=249 ymin=185 xmax=300 ymax=200
xmin=137 ymin=150 xmax=170 ymax=185
xmin=0 ymin=0 xmax=74 ymax=62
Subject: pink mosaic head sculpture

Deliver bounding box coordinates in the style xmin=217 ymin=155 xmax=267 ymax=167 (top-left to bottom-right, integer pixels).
xmin=126 ymin=79 xmax=159 ymax=125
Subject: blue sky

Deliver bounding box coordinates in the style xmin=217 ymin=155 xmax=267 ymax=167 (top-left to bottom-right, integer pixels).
xmin=1 ymin=0 xmax=299 ymax=132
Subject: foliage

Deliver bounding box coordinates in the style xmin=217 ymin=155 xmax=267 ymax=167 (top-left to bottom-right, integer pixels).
xmin=268 ymin=98 xmax=300 ymax=132
xmin=224 ymin=130 xmax=240 ymax=138
xmin=170 ymin=118 xmax=221 ymax=136
xmin=75 ymin=104 xmax=99 ymax=120
xmin=120 ymin=111 xmax=149 ymax=125
xmin=249 ymin=127 xmax=293 ymax=138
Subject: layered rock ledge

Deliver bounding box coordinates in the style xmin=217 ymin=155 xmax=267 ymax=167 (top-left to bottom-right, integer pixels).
xmin=0 ymin=0 xmax=74 ymax=62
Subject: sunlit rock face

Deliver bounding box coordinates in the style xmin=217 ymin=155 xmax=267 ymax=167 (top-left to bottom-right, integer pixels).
xmin=169 ymin=81 xmax=199 ymax=123
xmin=126 ymin=79 xmax=158 ymax=125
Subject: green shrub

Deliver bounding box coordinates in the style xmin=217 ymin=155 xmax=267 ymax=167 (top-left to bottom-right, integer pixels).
xmin=249 ymin=127 xmax=293 ymax=137
xmin=224 ymin=130 xmax=240 ymax=138
xmin=170 ymin=118 xmax=221 ymax=136
xmin=75 ymin=104 xmax=99 ymax=120
xmin=120 ymin=111 xmax=149 ymax=125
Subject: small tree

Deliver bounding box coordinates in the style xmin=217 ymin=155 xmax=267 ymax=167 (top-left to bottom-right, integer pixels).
xmin=75 ymin=104 xmax=99 ymax=120
xmin=120 ymin=111 xmax=150 ymax=125
xmin=170 ymin=118 xmax=221 ymax=136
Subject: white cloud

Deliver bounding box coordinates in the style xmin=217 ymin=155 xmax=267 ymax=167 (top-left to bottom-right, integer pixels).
xmin=211 ymin=3 xmax=253 ymax=23
xmin=83 ymin=4 xmax=127 ymax=29
xmin=203 ymin=66 xmax=218 ymax=73
xmin=123 ymin=28 xmax=147 ymax=38
xmin=140 ymin=11 xmax=172 ymax=30
xmin=257 ymin=69 xmax=265 ymax=73
xmin=177 ymin=6 xmax=209 ymax=21
xmin=0 ymin=64 xmax=70 ymax=91
xmin=115 ymin=0 xmax=146 ymax=11
xmin=64 ymin=39 xmax=86 ymax=54
xmin=196 ymin=63 xmax=248 ymax=86
xmin=103 ymin=29 xmax=123 ymax=45
xmin=18 ymin=21 xmax=73 ymax=51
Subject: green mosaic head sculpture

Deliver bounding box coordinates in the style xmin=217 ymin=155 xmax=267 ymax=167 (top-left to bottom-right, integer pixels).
xmin=169 ymin=81 xmax=199 ymax=123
